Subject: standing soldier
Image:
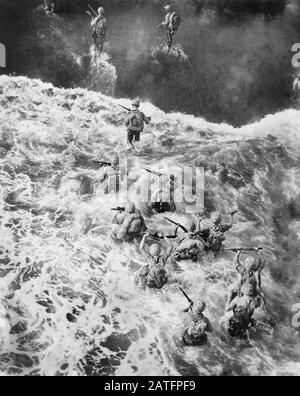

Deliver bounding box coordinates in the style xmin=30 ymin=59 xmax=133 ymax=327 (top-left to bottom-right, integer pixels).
xmin=87 ymin=6 xmax=107 ymax=54
xmin=125 ymin=100 xmax=151 ymax=151
xmin=156 ymin=5 xmax=181 ymax=52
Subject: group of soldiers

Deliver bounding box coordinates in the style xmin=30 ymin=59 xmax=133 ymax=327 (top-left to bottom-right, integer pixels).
xmin=93 ymin=145 xmax=273 ymax=345
xmin=106 ymin=190 xmax=273 ymax=345
xmin=86 ymin=4 xmax=181 ymax=54
xmin=44 ymin=2 xmax=181 ymax=54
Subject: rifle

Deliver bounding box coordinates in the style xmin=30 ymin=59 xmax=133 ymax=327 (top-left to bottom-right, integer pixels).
xmin=119 ymin=104 xmax=131 ymax=112
xmin=225 ymin=247 xmax=263 ymax=253
xmin=88 ymin=4 xmax=98 ymax=17
xmin=93 ymin=160 xmax=112 ymax=167
xmin=111 ymin=207 xmax=125 ymax=212
xmin=144 ymin=168 xmax=166 ymax=178
xmin=165 ymin=217 xmax=188 ymax=233
xmin=179 ymin=287 xmax=194 ymax=311
xmin=119 ymin=105 xmax=152 ymax=122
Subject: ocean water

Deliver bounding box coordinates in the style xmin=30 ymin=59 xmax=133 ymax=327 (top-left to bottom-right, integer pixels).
xmin=0 ymin=74 xmax=300 ymax=376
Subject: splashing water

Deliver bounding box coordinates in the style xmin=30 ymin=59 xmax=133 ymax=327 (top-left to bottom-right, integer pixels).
xmin=0 ymin=75 xmax=300 ymax=376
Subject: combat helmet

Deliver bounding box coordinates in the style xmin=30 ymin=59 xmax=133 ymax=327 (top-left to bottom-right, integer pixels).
xmin=149 ymin=243 xmax=162 ymax=257
xmin=132 ymin=99 xmax=140 ymax=108
xmin=126 ymin=202 xmax=136 ymax=214
xmin=98 ymin=7 xmax=105 ymax=16
xmin=211 ymin=212 xmax=222 ymax=225
xmin=244 ymin=256 xmax=257 ymax=272
xmin=241 ymin=282 xmax=256 ymax=297
xmin=194 ymin=301 xmax=206 ymax=314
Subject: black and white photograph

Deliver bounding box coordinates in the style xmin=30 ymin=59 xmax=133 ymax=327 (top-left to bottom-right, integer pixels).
xmin=0 ymin=0 xmax=300 ymax=379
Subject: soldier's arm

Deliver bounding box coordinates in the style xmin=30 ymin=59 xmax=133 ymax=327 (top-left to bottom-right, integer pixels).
xmin=140 ymin=233 xmax=149 ymax=255
xmin=91 ymin=16 xmax=100 ymax=27
xmin=226 ymin=298 xmax=237 ymax=312
xmin=205 ymin=318 xmax=213 ymax=333
xmin=142 ymin=112 xmax=151 ymax=124
xmin=163 ymin=235 xmax=175 ymax=262
xmin=234 ymin=251 xmax=242 ymax=273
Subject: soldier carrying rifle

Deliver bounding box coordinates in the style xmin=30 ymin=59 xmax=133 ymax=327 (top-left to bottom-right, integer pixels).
xmin=180 ymin=287 xmax=213 ymax=346
xmin=86 ymin=4 xmax=107 ymax=53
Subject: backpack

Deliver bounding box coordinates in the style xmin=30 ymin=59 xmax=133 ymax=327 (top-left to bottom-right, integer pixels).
xmin=129 ymin=111 xmax=144 ymax=132
xmin=169 ymin=12 xmax=181 ymax=32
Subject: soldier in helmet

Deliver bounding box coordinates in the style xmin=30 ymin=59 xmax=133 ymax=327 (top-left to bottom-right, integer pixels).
xmin=222 ymin=283 xmax=261 ymax=339
xmin=125 ymin=99 xmax=151 ymax=151
xmin=99 ymin=154 xmax=120 ymax=195
xmin=87 ymin=6 xmax=107 ymax=53
xmin=156 ymin=5 xmax=181 ymax=52
xmin=199 ymin=210 xmax=237 ymax=253
xmin=135 ymin=232 xmax=174 ymax=289
xmin=182 ymin=300 xmax=213 ymax=346
xmin=173 ymin=219 xmax=206 ymax=262
xmin=112 ymin=202 xmax=147 ymax=243
xmin=226 ymin=248 xmax=265 ymax=308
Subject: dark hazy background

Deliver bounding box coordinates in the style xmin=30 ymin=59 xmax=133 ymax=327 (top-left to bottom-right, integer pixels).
xmin=0 ymin=0 xmax=299 ymax=126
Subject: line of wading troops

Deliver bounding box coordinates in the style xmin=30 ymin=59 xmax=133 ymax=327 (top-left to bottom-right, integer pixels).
xmin=44 ymin=2 xmax=182 ymax=55
xmin=93 ymin=99 xmax=275 ymax=346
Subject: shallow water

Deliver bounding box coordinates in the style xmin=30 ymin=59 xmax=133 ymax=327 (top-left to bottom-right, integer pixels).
xmin=0 ymin=75 xmax=300 ymax=376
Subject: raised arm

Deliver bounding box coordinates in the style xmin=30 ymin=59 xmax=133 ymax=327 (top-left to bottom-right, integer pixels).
xmin=91 ymin=16 xmax=100 ymax=27
xmin=234 ymin=250 xmax=243 ymax=274
xmin=140 ymin=233 xmax=149 ymax=255
xmin=225 ymin=210 xmax=238 ymax=229
xmin=163 ymin=235 xmax=175 ymax=262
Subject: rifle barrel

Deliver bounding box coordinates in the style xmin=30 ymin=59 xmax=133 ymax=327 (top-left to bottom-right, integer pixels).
xmin=179 ymin=287 xmax=194 ymax=306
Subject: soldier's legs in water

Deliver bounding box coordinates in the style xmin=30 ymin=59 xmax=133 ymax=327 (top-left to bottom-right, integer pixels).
xmin=127 ymin=130 xmax=135 ymax=149
xmin=167 ymin=30 xmax=174 ymax=51
xmin=134 ymin=131 xmax=141 ymax=151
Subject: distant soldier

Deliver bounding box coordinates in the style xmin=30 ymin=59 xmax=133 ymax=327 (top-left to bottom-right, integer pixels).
xmin=125 ymin=100 xmax=151 ymax=151
xmin=226 ymin=248 xmax=265 ymax=308
xmin=112 ymin=202 xmax=147 ymax=243
xmin=44 ymin=0 xmax=55 ymax=16
xmin=157 ymin=5 xmax=181 ymax=52
xmin=199 ymin=211 xmax=237 ymax=253
xmin=135 ymin=233 xmax=174 ymax=290
xmin=87 ymin=7 xmax=107 ymax=53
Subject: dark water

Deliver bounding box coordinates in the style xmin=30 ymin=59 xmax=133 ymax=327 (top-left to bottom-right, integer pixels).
xmin=0 ymin=0 xmax=299 ymax=125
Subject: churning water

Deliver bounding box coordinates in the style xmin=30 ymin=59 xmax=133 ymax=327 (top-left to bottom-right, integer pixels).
xmin=0 ymin=73 xmax=300 ymax=376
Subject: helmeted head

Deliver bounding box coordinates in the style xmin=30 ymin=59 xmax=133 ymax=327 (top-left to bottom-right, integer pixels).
xmin=211 ymin=212 xmax=222 ymax=225
xmin=241 ymin=282 xmax=255 ymax=297
xmin=244 ymin=256 xmax=257 ymax=272
xmin=132 ymin=99 xmax=140 ymax=109
xmin=126 ymin=202 xmax=136 ymax=214
xmin=111 ymin=154 xmax=119 ymax=167
xmin=149 ymin=243 xmax=162 ymax=257
xmin=187 ymin=219 xmax=197 ymax=233
xmin=194 ymin=301 xmax=206 ymax=314
xmin=164 ymin=5 xmax=172 ymax=13
xmin=98 ymin=7 xmax=105 ymax=17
